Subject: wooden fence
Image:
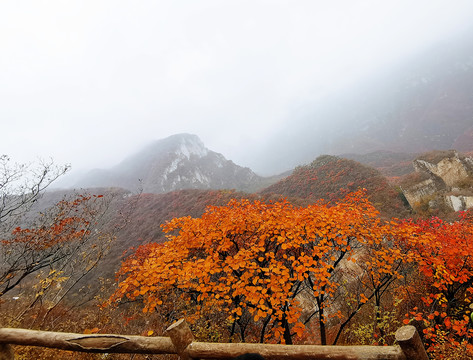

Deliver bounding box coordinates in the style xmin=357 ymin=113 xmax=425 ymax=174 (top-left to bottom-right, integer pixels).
xmin=0 ymin=319 xmax=428 ymax=360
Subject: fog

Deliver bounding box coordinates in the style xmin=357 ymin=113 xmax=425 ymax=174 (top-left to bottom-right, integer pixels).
xmin=2 ymin=1 xmax=473 ymax=176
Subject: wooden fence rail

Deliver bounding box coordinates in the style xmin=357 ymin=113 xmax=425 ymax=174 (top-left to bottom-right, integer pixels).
xmin=0 ymin=319 xmax=428 ymax=360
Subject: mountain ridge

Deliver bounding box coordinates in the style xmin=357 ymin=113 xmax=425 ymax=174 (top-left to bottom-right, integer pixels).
xmin=74 ymin=133 xmax=269 ymax=193
xmin=255 ymin=30 xmax=473 ymax=175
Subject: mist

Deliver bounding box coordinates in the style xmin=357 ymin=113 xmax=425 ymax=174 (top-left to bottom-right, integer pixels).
xmin=2 ymin=1 xmax=473 ymax=177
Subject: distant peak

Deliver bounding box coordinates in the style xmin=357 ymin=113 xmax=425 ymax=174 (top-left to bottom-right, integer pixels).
xmin=174 ymin=134 xmax=208 ymax=158
xmin=142 ymin=133 xmax=207 ymax=157
xmin=167 ymin=133 xmax=201 ymax=142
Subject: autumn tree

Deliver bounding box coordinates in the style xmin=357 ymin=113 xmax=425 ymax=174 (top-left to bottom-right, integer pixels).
xmin=109 ymin=191 xmax=410 ymax=344
xmin=0 ymin=157 xmax=123 ymax=328
xmin=400 ymin=212 xmax=473 ymax=354
xmin=0 ymin=193 xmax=120 ymax=324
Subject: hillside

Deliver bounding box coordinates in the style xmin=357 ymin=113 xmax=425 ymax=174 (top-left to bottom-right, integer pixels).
xmin=260 ymin=155 xmax=409 ymax=218
xmin=74 ymin=134 xmax=266 ymax=193
xmin=260 ymin=31 xmax=473 ymax=175
xmin=97 ymin=189 xmax=262 ymax=280
xmin=330 ymin=34 xmax=473 ymax=155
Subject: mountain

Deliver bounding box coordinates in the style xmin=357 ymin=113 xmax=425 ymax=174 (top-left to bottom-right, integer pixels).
xmin=260 ymin=155 xmax=409 ymax=218
xmin=75 ymin=133 xmax=266 ymax=193
xmin=329 ymin=34 xmax=473 ymax=155
xmin=258 ymin=31 xmax=473 ymax=175
xmin=81 ymin=155 xmax=406 ymax=280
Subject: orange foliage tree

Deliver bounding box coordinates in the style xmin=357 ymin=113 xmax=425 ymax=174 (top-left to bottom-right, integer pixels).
xmin=401 ymin=211 xmax=473 ymax=353
xmin=109 ymin=191 xmax=413 ymax=344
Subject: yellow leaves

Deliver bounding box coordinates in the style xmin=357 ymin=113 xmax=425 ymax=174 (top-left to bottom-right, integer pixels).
xmin=138 ymin=287 xmax=147 ymax=295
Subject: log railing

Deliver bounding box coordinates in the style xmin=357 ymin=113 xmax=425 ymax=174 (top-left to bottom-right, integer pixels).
xmin=0 ymin=319 xmax=429 ymax=360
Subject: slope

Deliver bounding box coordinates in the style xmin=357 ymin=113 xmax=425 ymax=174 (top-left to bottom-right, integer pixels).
xmin=260 ymin=155 xmax=409 ymax=218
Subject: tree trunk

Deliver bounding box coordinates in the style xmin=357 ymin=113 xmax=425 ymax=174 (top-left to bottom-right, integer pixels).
xmin=283 ymin=319 xmax=293 ymax=345
xmin=316 ymin=296 xmax=327 ymax=345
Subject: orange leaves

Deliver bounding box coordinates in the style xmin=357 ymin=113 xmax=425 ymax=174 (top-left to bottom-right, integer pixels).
xmin=83 ymin=327 xmax=100 ymax=334
xmin=292 ymin=322 xmax=305 ymax=338
xmin=109 ymin=191 xmax=402 ymax=343
xmin=398 ymin=214 xmax=473 ymax=350
xmin=7 ymin=215 xmax=88 ymax=250
xmin=5 ymin=195 xmax=98 ymax=252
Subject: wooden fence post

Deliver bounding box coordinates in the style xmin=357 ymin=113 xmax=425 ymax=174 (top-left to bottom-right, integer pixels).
xmin=395 ymin=325 xmax=429 ymax=360
xmin=0 ymin=343 xmax=14 ymax=360
xmin=0 ymin=328 xmax=176 ymax=354
xmin=166 ymin=319 xmax=194 ymax=360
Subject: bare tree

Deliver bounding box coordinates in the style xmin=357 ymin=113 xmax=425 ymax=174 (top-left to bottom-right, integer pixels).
xmin=0 ymin=155 xmax=69 ymax=227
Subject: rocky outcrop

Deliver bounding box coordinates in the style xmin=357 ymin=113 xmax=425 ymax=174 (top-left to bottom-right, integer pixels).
xmin=446 ymin=195 xmax=473 ymax=212
xmin=402 ymin=178 xmax=439 ymax=207
xmin=401 ymin=150 xmax=473 ymax=212
xmin=75 ymin=134 xmax=266 ymax=193
xmin=414 ymin=150 xmax=473 ymax=187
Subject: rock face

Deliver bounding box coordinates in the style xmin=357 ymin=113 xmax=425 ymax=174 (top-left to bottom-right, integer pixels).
xmin=402 ymin=178 xmax=439 ymax=205
xmin=446 ymin=195 xmax=473 ymax=212
xmin=414 ymin=155 xmax=472 ymax=187
xmin=75 ymin=134 xmax=264 ymax=193
xmin=401 ymin=150 xmax=473 ymax=212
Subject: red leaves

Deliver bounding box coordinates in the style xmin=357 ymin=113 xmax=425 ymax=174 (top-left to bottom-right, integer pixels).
xmin=400 ymin=213 xmax=473 ymax=350
xmin=5 ymin=196 xmax=95 ymax=251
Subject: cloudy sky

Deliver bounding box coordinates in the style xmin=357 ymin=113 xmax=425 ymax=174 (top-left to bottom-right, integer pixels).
xmin=2 ymin=1 xmax=473 ymax=176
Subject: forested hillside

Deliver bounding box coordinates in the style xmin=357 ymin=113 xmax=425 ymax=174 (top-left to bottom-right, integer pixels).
xmin=260 ymin=155 xmax=409 ymax=218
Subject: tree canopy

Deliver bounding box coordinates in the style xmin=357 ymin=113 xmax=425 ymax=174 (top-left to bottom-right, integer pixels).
xmin=109 ymin=191 xmax=413 ymax=344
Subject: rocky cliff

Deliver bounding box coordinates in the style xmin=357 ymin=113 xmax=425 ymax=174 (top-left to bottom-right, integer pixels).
xmin=401 ymin=150 xmax=473 ymax=212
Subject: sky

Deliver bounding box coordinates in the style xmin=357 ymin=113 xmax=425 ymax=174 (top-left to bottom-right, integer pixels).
xmin=2 ymin=0 xmax=473 ymax=176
